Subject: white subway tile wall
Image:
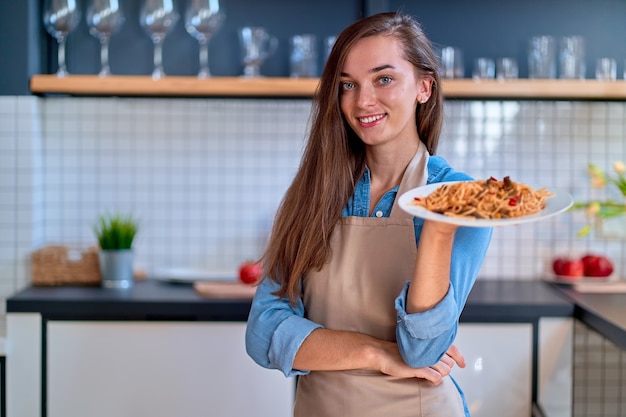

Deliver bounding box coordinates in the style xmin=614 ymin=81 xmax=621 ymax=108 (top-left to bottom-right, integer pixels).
xmin=0 ymin=95 xmax=625 ymax=334
xmin=39 ymin=97 xmax=311 ymax=277
xmin=0 ymin=96 xmax=44 ymax=328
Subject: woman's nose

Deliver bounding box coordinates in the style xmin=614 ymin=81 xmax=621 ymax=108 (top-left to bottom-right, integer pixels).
xmin=357 ymin=85 xmax=376 ymax=107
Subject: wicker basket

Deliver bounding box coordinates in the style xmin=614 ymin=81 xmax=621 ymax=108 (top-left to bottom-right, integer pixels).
xmin=32 ymin=245 xmax=101 ymax=286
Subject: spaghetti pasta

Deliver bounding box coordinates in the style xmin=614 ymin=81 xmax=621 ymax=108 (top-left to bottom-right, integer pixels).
xmin=409 ymin=176 xmax=554 ymax=219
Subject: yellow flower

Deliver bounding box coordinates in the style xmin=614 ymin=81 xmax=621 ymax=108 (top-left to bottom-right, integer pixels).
xmin=588 ymin=163 xmax=606 ymax=187
xmin=585 ymin=202 xmax=601 ymax=216
xmin=591 ymin=177 xmax=607 ymax=188
xmin=573 ymin=161 xmax=626 ymax=238
xmin=577 ymin=225 xmax=592 ymax=238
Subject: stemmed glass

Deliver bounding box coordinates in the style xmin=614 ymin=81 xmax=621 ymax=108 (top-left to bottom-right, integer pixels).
xmin=140 ymin=0 xmax=179 ymax=79
xmin=43 ymin=0 xmax=81 ymax=77
xmin=184 ymin=0 xmax=225 ymax=78
xmin=87 ymin=0 xmax=125 ymax=77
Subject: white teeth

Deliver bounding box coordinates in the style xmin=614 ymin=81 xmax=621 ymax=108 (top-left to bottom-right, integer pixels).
xmin=359 ymin=114 xmax=384 ymax=124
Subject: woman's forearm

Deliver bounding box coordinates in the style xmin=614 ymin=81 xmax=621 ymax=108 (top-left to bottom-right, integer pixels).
xmin=406 ymin=220 xmax=457 ymax=313
xmin=293 ymin=327 xmax=459 ymax=383
xmin=293 ymin=328 xmax=382 ymax=371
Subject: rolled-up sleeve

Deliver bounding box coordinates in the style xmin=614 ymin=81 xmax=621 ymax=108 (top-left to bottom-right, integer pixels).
xmin=245 ymin=277 xmax=323 ymax=377
xmin=395 ymin=282 xmax=459 ymax=368
xmin=395 ymin=225 xmax=492 ymax=368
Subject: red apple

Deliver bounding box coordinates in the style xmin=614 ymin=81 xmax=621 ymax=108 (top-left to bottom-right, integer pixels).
xmin=238 ymin=261 xmax=263 ymax=285
xmin=581 ymin=254 xmax=614 ymax=277
xmin=553 ymin=257 xmax=584 ymax=279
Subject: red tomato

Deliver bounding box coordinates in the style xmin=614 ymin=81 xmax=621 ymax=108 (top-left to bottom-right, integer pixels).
xmin=581 ymin=254 xmax=614 ymax=277
xmin=552 ymin=258 xmax=584 ymax=278
xmin=238 ymin=261 xmax=263 ymax=285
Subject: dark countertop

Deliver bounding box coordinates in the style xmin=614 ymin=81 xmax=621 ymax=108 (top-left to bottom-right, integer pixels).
xmin=552 ymin=285 xmax=626 ymax=350
xmin=6 ymin=280 xmax=254 ymax=321
xmin=13 ymin=279 xmax=626 ymax=350
xmin=7 ymin=279 xmax=573 ymax=323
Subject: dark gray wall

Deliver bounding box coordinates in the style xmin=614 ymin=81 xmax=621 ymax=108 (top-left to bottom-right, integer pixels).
xmin=2 ymin=0 xmax=626 ymax=95
xmin=394 ymin=0 xmax=626 ymax=78
xmin=63 ymin=0 xmax=360 ymax=77
xmin=0 ymin=0 xmax=42 ymax=95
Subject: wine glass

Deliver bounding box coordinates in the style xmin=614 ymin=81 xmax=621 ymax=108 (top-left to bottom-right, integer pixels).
xmin=87 ymin=0 xmax=125 ymax=77
xmin=184 ymin=0 xmax=225 ymax=78
xmin=140 ymin=0 xmax=179 ymax=79
xmin=43 ymin=0 xmax=81 ymax=77
xmin=239 ymin=27 xmax=278 ymax=77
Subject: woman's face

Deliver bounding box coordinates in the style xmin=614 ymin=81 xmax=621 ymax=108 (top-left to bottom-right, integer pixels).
xmin=339 ymin=35 xmax=431 ymax=150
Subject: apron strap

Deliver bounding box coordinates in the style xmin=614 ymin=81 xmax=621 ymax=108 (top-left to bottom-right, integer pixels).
xmin=390 ymin=142 xmax=430 ymax=220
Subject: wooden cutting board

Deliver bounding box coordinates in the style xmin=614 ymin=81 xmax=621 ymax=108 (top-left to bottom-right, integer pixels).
xmin=193 ymin=281 xmax=257 ymax=299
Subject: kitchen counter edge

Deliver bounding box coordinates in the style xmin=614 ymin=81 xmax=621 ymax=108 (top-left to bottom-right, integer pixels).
xmin=7 ymin=280 xmax=573 ymax=323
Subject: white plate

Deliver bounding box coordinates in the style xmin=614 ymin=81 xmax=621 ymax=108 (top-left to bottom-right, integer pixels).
xmin=543 ymin=274 xmax=617 ymax=285
xmin=151 ymin=268 xmax=237 ymax=283
xmin=398 ymin=181 xmax=573 ymax=227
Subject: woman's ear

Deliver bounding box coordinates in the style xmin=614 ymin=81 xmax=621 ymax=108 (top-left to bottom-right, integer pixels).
xmin=417 ymin=76 xmax=434 ymax=104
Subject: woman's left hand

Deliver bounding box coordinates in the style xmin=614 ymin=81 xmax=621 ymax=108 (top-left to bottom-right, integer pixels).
xmin=428 ymin=344 xmax=466 ymax=379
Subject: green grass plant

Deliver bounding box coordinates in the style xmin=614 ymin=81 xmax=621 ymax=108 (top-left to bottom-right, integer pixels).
xmin=94 ymin=213 xmax=138 ymax=250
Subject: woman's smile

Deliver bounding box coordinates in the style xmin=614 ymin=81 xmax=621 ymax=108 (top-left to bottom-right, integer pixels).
xmin=358 ymin=113 xmax=387 ymax=127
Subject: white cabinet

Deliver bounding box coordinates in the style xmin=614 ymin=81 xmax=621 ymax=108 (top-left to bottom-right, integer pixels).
xmin=47 ymin=321 xmax=294 ymax=417
xmin=452 ymin=320 xmax=573 ymax=417
xmin=7 ymin=315 xmax=294 ymax=417
xmin=6 ymin=314 xmax=572 ymax=417
xmin=452 ymin=323 xmax=533 ymax=417
xmin=537 ymin=317 xmax=573 ymax=417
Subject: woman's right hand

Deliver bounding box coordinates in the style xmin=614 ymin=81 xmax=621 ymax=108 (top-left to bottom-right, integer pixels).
xmin=376 ymin=342 xmax=464 ymax=385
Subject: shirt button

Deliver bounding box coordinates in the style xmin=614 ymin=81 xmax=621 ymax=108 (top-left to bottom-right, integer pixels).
xmin=375 ymin=210 xmax=383 ymax=218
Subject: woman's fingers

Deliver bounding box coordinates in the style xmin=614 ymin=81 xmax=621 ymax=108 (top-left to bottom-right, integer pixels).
xmin=429 ymin=359 xmax=452 ymax=379
xmin=445 ymin=344 xmax=466 ymax=368
xmin=413 ymin=366 xmax=443 ymax=385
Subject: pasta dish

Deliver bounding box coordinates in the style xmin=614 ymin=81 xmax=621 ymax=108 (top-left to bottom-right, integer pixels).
xmin=409 ymin=176 xmax=554 ymax=219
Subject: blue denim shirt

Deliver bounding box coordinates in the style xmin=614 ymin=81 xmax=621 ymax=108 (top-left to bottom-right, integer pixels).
xmin=245 ymin=155 xmax=492 ymax=391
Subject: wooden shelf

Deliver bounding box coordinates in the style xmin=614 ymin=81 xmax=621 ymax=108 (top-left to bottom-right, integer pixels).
xmin=30 ymin=75 xmax=320 ymax=97
xmin=29 ymin=74 xmax=626 ymax=100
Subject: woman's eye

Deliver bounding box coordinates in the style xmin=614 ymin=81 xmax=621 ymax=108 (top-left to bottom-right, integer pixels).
xmin=379 ymin=76 xmax=392 ymax=85
xmin=341 ymin=82 xmax=355 ymax=91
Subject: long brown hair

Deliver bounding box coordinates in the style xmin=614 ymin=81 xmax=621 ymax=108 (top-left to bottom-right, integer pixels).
xmin=262 ymin=12 xmax=444 ymax=304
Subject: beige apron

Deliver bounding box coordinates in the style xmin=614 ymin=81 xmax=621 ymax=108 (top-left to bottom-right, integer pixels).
xmin=294 ymin=144 xmax=465 ymax=417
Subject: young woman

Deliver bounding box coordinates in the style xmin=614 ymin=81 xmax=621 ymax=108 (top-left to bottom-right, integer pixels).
xmin=245 ymin=12 xmax=492 ymax=417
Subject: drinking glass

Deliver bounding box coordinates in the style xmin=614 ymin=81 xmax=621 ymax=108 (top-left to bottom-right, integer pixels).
xmin=473 ymin=58 xmax=495 ymax=80
xmin=528 ymin=35 xmax=556 ymax=79
xmin=184 ymin=0 xmax=225 ymax=78
xmin=324 ymin=36 xmax=336 ymax=65
xmin=87 ymin=0 xmax=125 ymax=77
xmin=559 ymin=36 xmax=585 ymax=79
xmin=239 ymin=27 xmax=278 ymax=77
xmin=596 ymin=58 xmax=617 ymax=81
xmin=440 ymin=46 xmax=464 ymax=79
xmin=496 ymin=58 xmax=519 ymax=80
xmin=289 ymin=34 xmax=318 ymax=78
xmin=140 ymin=0 xmax=179 ymax=79
xmin=43 ymin=0 xmax=81 ymax=77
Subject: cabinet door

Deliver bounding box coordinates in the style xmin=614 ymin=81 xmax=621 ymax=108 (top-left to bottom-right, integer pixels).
xmin=538 ymin=317 xmax=573 ymax=417
xmin=451 ymin=323 xmax=533 ymax=417
xmin=47 ymin=321 xmax=294 ymax=417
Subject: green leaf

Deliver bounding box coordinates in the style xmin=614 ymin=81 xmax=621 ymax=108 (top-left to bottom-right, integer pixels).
xmin=94 ymin=213 xmax=139 ymax=250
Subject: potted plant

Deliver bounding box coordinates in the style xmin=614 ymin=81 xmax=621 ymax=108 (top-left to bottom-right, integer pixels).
xmin=94 ymin=213 xmax=139 ymax=289
xmin=572 ymin=161 xmax=626 ymax=238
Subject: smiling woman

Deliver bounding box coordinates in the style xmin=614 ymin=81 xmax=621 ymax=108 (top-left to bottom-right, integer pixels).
xmin=339 ymin=36 xmax=432 ymax=153
xmin=245 ymin=12 xmax=492 ymax=417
